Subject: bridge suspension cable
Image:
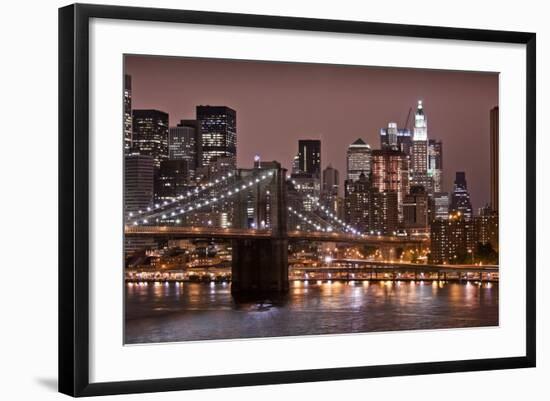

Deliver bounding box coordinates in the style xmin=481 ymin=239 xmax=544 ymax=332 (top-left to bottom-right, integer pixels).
xmin=129 ymin=170 xmax=275 ymax=225
xmin=127 ymin=171 xmax=238 ymax=222
xmin=305 ymin=194 xmax=362 ymax=235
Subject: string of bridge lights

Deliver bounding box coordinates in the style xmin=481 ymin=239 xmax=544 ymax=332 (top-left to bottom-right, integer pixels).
xmin=305 ymin=194 xmax=362 ymax=235
xmin=127 ymin=171 xmax=237 ymax=222
xmin=287 ymin=206 xmax=330 ymax=232
xmin=130 ymin=171 xmax=275 ymax=225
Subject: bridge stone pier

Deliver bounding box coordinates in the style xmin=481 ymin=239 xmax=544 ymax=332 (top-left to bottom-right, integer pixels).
xmin=231 ymin=163 xmax=289 ymax=297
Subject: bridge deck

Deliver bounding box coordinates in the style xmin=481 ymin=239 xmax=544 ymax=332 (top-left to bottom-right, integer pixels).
xmin=124 ymin=226 xmax=427 ymax=245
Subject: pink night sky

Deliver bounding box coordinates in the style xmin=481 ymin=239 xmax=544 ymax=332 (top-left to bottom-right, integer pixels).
xmin=125 ymin=55 xmax=498 ymax=210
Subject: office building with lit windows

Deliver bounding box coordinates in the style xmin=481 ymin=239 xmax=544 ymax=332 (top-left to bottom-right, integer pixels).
xmin=297 ymin=139 xmax=321 ymax=177
xmin=451 ymin=171 xmax=473 ymax=220
xmin=490 ymin=106 xmax=499 ymax=212
xmin=346 ymin=138 xmax=371 ymax=182
xmin=371 ymin=148 xmax=408 ymax=220
xmin=431 ymin=192 xmax=450 ymax=221
xmin=154 ymin=159 xmax=190 ymax=202
xmin=131 ymin=109 xmax=169 ymax=169
xmin=380 ymin=123 xmax=412 ymax=155
xmin=322 ymin=165 xmax=340 ymax=216
xmin=344 ymin=173 xmax=371 ymax=232
xmin=168 ymin=119 xmax=202 ymax=181
xmin=370 ymin=191 xmax=399 ymax=235
xmin=430 ymin=211 xmax=475 ymax=264
xmin=124 ymin=74 xmax=132 ymax=155
xmin=124 ymin=154 xmax=154 ymax=214
xmin=428 ymin=139 xmax=443 ymax=192
xmin=196 ymin=105 xmax=237 ymax=169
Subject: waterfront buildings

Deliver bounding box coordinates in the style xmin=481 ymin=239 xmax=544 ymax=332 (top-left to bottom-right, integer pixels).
xmin=430 ymin=211 xmax=475 ymax=264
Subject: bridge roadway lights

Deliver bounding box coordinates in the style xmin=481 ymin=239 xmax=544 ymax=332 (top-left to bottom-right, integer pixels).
xmin=231 ymin=237 xmax=289 ymax=299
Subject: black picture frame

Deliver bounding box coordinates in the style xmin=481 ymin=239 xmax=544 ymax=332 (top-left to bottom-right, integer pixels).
xmin=58 ymin=3 xmax=536 ymax=397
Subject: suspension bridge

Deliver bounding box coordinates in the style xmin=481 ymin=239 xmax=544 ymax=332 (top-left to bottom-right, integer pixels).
xmin=125 ymin=162 xmax=427 ymax=295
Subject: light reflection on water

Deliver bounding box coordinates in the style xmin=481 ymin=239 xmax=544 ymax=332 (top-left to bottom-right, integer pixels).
xmin=125 ymin=281 xmax=498 ymax=344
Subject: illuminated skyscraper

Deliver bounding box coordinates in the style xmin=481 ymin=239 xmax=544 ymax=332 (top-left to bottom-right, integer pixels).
xmin=380 ymin=123 xmax=412 ymax=155
xmin=428 ymin=139 xmax=443 ymax=192
xmin=124 ymin=74 xmax=132 ymax=155
xmin=131 ymin=109 xmax=169 ymax=169
xmin=297 ymin=139 xmax=321 ymax=177
xmin=371 ymin=149 xmax=409 ymax=220
xmin=490 ymin=106 xmax=499 ymax=212
xmin=370 ymin=191 xmax=399 ymax=235
xmin=169 ymin=119 xmax=202 ymax=181
xmin=322 ymin=164 xmax=340 ymax=216
xmin=344 ymin=173 xmax=371 ymax=233
xmin=346 ymin=138 xmax=372 ymax=182
xmin=475 ymin=204 xmax=499 ymax=251
xmin=430 ymin=211 xmax=475 ymax=264
xmin=411 ymin=100 xmax=432 ymax=191
xmin=451 ymin=171 xmax=473 ymax=220
xmin=431 ymin=192 xmax=450 ymax=221
xmin=155 ymin=159 xmax=189 ymax=202
xmin=196 ymin=105 xmax=237 ymax=169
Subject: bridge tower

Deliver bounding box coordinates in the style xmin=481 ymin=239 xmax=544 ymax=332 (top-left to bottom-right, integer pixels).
xmin=231 ymin=162 xmax=289 ymax=297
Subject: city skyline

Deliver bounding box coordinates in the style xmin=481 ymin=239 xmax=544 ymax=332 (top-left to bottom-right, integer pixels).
xmin=125 ymin=55 xmax=498 ymax=210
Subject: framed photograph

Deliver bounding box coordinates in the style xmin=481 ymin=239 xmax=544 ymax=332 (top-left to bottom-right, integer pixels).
xmin=59 ymin=3 xmax=536 ymax=397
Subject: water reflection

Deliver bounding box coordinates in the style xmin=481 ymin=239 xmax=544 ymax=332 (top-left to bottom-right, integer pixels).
xmin=125 ymin=281 xmax=498 ymax=344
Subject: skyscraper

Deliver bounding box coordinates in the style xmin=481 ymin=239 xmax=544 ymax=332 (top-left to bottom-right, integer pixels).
xmin=297 ymin=140 xmax=321 ymax=177
xmin=322 ymin=164 xmax=340 ymax=216
xmin=475 ymin=204 xmax=499 ymax=251
xmin=428 ymin=139 xmax=443 ymax=192
xmin=196 ymin=105 xmax=237 ymax=169
xmin=124 ymin=154 xmax=154 ymax=214
xmin=490 ymin=106 xmax=499 ymax=212
xmin=451 ymin=171 xmax=473 ymax=220
xmin=131 ymin=109 xmax=169 ymax=169
xmin=403 ymin=185 xmax=429 ymax=233
xmin=168 ymin=119 xmax=202 ymax=180
xmin=370 ymin=191 xmax=399 ymax=235
xmin=124 ymin=74 xmax=132 ymax=155
xmin=344 ymin=173 xmax=371 ymax=233
xmin=371 ymin=148 xmax=409 ymax=220
xmin=346 ymin=138 xmax=372 ymax=182
xmin=431 ymin=192 xmax=450 ymax=221
xmin=155 ymin=160 xmax=189 ymax=202
xmin=411 ymin=100 xmax=432 ymax=191
xmin=380 ymin=124 xmax=412 ymax=154
xmin=322 ymin=164 xmax=339 ymax=196
xmin=430 ymin=211 xmax=475 ymax=264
